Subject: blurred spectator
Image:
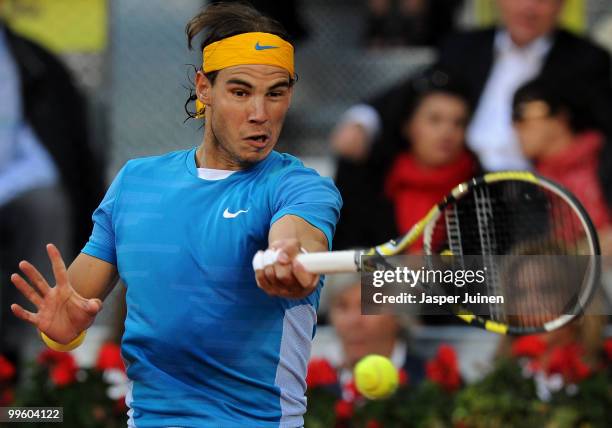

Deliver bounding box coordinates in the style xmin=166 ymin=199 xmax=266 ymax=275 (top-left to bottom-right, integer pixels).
xmin=210 ymin=0 xmax=309 ymax=43
xmin=333 ymin=68 xmax=479 ymax=250
xmin=512 ymin=79 xmax=612 ymax=254
xmin=332 ymin=0 xmax=612 ymax=241
xmin=384 ymin=69 xmax=479 ymax=252
xmin=365 ymin=0 xmax=463 ymax=48
xmin=325 ymin=274 xmax=425 ymax=388
xmin=0 ymin=22 xmax=104 ymax=375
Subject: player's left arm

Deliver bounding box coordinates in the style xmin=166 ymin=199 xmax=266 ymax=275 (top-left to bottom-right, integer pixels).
xmin=255 ymin=214 xmax=328 ymax=299
xmin=253 ymin=163 xmax=342 ymax=298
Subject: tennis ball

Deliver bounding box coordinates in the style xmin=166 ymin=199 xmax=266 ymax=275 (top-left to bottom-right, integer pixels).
xmin=354 ymin=354 xmax=399 ymax=400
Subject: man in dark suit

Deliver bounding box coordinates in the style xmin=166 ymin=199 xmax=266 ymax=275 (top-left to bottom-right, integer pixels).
xmin=331 ymin=0 xmax=612 ymax=249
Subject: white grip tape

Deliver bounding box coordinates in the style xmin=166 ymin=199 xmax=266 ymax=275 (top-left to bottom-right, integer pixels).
xmin=252 ymin=249 xmax=358 ymax=274
xmin=295 ymin=250 xmax=358 ymax=274
xmin=252 ymin=248 xmax=281 ymax=271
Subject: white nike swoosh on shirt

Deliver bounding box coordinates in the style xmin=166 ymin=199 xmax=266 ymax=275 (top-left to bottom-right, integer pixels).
xmin=223 ymin=208 xmax=249 ymax=218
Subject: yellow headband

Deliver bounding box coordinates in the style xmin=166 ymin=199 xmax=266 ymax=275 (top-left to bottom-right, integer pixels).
xmin=194 ymin=32 xmax=294 ymax=118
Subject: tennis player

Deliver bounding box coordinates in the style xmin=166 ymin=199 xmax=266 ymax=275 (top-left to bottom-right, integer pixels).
xmin=9 ymin=3 xmax=341 ymax=427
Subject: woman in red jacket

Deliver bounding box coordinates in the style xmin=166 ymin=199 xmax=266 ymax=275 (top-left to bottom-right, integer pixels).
xmin=384 ymin=68 xmax=479 ymax=252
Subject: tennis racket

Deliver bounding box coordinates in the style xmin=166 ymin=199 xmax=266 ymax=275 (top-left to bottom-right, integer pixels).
xmin=253 ymin=171 xmax=601 ymax=335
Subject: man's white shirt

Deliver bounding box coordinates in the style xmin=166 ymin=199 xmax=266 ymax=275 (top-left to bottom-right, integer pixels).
xmin=341 ymin=29 xmax=553 ymax=171
xmin=466 ymin=30 xmax=552 ymax=171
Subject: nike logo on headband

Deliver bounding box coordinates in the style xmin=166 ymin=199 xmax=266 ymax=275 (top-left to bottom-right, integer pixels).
xmin=255 ymin=41 xmax=279 ymax=50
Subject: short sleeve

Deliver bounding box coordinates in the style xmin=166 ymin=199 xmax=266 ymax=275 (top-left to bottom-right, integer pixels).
xmin=81 ymin=165 xmax=127 ymax=264
xmin=270 ymin=167 xmax=342 ymax=250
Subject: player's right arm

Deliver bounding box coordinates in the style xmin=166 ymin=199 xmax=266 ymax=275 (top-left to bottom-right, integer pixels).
xmin=11 ymin=163 xmax=128 ymax=345
xmin=10 ymin=244 xmax=119 ymax=345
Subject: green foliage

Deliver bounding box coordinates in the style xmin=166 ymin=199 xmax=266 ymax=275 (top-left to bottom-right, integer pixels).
xmin=304 ymin=387 xmax=338 ymax=428
xmin=453 ymin=359 xmax=547 ymax=428
xmin=305 ymin=356 xmax=612 ymax=428
xmin=11 ymin=361 xmax=127 ymax=428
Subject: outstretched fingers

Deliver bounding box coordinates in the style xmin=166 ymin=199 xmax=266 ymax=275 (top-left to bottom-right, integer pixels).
xmin=10 ymin=273 xmax=43 ymax=307
xmin=10 ymin=303 xmax=38 ymax=326
xmin=46 ymin=244 xmax=70 ymax=288
xmin=18 ymin=260 xmax=50 ymax=297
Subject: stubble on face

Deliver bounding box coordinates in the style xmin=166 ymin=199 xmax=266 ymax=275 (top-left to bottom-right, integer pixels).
xmin=200 ymin=65 xmax=293 ymax=170
xmin=209 ymin=115 xmax=259 ymax=169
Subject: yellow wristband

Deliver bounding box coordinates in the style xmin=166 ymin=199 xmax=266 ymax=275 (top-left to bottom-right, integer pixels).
xmin=40 ymin=330 xmax=87 ymax=352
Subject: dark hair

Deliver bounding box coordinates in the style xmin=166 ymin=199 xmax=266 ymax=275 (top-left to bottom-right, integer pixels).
xmin=400 ymin=66 xmax=474 ymax=124
xmin=512 ymin=79 xmax=588 ymax=133
xmin=371 ymin=66 xmax=473 ymax=168
xmin=184 ymin=1 xmax=294 ymax=119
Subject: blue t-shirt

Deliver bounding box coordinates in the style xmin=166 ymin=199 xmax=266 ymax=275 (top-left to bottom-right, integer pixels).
xmin=82 ymin=148 xmax=342 ymax=428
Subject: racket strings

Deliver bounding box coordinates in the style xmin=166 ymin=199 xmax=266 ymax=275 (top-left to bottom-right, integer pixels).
xmin=473 ymin=186 xmax=505 ymax=321
xmin=427 ymin=180 xmax=595 ymax=330
xmin=442 ymin=205 xmax=463 ymax=255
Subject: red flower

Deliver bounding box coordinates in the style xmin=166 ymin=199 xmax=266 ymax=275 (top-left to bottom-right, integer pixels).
xmin=604 ymin=339 xmax=612 ymax=361
xmin=0 ymin=355 xmax=15 ymax=382
xmin=547 ymin=344 xmax=591 ymax=383
xmin=38 ymin=349 xmax=74 ymax=366
xmin=511 ymin=335 xmax=547 ymax=359
xmin=426 ymin=344 xmax=461 ymax=392
xmin=438 ymin=345 xmax=457 ymax=367
xmin=37 ymin=349 xmax=78 ymax=387
xmin=366 ymin=420 xmax=383 ymax=428
xmin=96 ymin=342 xmax=125 ymax=372
xmin=306 ymin=358 xmax=337 ymax=388
xmin=50 ymin=359 xmax=78 ymax=387
xmin=0 ymin=388 xmax=14 ymax=406
xmin=334 ymin=399 xmax=353 ymax=420
xmin=398 ymin=368 xmax=409 ymax=386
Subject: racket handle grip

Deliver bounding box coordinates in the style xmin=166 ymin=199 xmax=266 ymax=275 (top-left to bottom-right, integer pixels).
xmin=296 ymin=250 xmax=359 ymax=274
xmin=252 ymin=249 xmax=359 ymax=274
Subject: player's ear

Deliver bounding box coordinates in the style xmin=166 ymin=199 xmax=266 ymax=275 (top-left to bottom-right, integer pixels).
xmin=195 ymin=70 xmax=213 ymax=106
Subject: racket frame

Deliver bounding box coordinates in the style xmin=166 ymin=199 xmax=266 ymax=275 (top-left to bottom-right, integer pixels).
xmin=297 ymin=171 xmax=601 ymax=335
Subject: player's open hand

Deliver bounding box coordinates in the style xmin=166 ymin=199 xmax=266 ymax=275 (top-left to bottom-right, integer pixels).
xmin=253 ymin=239 xmax=320 ymax=299
xmin=10 ymin=244 xmax=103 ymax=344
